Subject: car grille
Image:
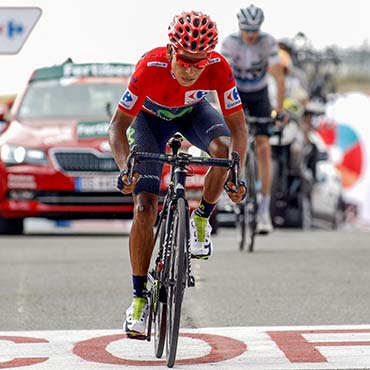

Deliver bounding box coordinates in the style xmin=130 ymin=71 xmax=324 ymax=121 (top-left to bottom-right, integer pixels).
xmin=53 ymin=151 xmax=118 ymax=172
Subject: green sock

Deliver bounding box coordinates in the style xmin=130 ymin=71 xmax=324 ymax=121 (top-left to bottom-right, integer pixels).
xmin=193 ymin=213 xmax=208 ymax=242
xmin=195 ymin=198 xmax=216 ymax=218
xmin=132 ymin=297 xmax=147 ymax=321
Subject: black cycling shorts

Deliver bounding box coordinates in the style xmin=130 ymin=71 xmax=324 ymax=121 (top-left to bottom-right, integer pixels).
xmin=127 ymin=99 xmax=231 ymax=195
xmin=239 ymin=86 xmax=273 ymax=137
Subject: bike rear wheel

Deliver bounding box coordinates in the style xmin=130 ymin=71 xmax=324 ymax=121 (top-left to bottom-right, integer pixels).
xmin=237 ymin=151 xmax=257 ymax=252
xmin=166 ymin=197 xmax=188 ymax=368
xmin=154 ymin=291 xmax=167 ymax=358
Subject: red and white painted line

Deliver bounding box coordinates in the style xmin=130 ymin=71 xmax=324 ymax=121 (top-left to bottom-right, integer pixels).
xmin=1 ymin=325 xmax=370 ymax=369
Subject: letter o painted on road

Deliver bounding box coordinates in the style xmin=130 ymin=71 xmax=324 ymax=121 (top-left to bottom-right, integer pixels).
xmin=73 ymin=332 xmax=247 ymax=366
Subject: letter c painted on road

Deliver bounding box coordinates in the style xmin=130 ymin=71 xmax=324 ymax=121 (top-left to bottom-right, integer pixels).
xmin=73 ymin=332 xmax=247 ymax=366
xmin=0 ymin=336 xmax=48 ymax=369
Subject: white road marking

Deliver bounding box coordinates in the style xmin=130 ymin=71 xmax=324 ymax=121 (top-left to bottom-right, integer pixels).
xmin=0 ymin=325 xmax=370 ymax=369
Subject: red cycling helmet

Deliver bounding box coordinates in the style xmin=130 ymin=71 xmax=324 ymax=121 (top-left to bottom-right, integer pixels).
xmin=168 ymin=11 xmax=218 ymax=54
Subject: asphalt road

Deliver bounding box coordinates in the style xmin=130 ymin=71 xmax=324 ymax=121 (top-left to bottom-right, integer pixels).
xmin=0 ymin=227 xmax=369 ymax=331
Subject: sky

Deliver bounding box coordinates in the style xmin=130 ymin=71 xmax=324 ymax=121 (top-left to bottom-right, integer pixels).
xmin=0 ymin=0 xmax=369 ymax=95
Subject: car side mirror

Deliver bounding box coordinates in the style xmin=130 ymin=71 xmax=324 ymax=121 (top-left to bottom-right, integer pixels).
xmin=0 ymin=119 xmax=8 ymax=134
xmin=0 ymin=115 xmax=12 ymax=134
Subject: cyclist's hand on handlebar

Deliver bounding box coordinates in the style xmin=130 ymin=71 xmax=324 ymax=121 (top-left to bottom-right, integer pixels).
xmin=272 ymin=110 xmax=289 ymax=127
xmin=225 ymin=180 xmax=247 ymax=204
xmin=117 ymin=170 xmax=140 ymax=195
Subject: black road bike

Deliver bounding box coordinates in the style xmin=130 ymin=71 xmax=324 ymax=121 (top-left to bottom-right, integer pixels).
xmin=125 ymin=134 xmax=240 ymax=368
xmin=236 ymin=116 xmax=276 ymax=252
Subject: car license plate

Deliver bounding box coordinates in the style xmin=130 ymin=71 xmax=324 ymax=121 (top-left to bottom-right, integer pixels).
xmin=75 ymin=176 xmax=117 ymax=192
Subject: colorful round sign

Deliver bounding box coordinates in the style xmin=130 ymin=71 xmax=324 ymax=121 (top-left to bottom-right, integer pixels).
xmin=317 ymin=120 xmax=363 ymax=188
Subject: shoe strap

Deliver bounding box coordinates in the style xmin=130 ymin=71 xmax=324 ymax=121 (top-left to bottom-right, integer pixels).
xmin=132 ymin=297 xmax=147 ymax=321
xmin=193 ymin=214 xmax=208 ymax=242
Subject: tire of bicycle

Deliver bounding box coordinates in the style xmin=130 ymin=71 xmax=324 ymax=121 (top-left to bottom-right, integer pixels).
xmin=153 ymin=216 xmax=167 ymax=358
xmin=154 ymin=297 xmax=167 ymax=358
xmin=165 ymin=197 xmax=187 ymax=368
xmin=236 ymin=201 xmax=246 ymax=251
xmin=237 ymin=151 xmax=257 ymax=252
xmin=245 ymin=150 xmax=258 ymax=252
xmin=236 ymin=156 xmax=248 ymax=251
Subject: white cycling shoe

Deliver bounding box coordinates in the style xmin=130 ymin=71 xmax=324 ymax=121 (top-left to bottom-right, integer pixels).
xmin=190 ymin=212 xmax=213 ymax=259
xmin=256 ymin=212 xmax=274 ymax=235
xmin=123 ymin=297 xmax=149 ymax=339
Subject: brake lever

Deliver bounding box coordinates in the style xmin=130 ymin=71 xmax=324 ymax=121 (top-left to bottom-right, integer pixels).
xmin=125 ymin=145 xmax=138 ymax=185
xmin=224 ymin=151 xmax=240 ymax=193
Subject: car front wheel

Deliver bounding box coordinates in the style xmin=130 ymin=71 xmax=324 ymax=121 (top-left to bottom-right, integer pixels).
xmin=0 ymin=218 xmax=24 ymax=235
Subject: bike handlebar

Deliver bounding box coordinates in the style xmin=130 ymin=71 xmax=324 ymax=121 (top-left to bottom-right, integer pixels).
xmin=125 ymin=145 xmax=241 ymax=191
xmin=246 ymin=116 xmax=276 ymax=125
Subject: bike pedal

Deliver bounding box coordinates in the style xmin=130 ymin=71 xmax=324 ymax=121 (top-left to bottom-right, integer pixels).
xmin=188 ymin=275 xmax=195 ymax=287
xmin=126 ymin=332 xmax=148 ymax=341
xmin=191 ymin=253 xmax=209 ymax=260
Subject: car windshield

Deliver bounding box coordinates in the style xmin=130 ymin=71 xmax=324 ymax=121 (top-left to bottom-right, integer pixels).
xmin=17 ymin=78 xmax=126 ymax=120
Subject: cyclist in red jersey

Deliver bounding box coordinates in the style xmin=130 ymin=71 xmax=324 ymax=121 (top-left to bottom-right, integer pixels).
xmin=109 ymin=10 xmax=247 ymax=338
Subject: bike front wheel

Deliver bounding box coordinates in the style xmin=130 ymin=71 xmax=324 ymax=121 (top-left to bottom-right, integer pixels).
xmin=166 ymin=197 xmax=188 ymax=368
xmin=238 ymin=151 xmax=257 ymax=252
xmin=236 ymin=202 xmax=246 ymax=251
xmin=149 ymin=213 xmax=168 ymax=358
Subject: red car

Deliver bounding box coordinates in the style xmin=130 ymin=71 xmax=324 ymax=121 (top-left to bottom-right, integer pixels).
xmin=0 ymin=60 xmax=207 ymax=234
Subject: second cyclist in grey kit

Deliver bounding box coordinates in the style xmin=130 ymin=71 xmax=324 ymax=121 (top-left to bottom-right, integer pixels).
xmin=221 ymin=4 xmax=286 ymax=234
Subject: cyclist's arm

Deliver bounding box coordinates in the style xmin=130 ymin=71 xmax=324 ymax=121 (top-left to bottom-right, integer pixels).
xmin=268 ymin=63 xmax=285 ymax=112
xmin=108 ymin=108 xmax=135 ymax=171
xmin=224 ymin=109 xmax=248 ymax=168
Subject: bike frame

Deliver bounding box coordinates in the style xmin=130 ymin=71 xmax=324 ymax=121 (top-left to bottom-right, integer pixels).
xmin=125 ymin=134 xmax=240 ymax=368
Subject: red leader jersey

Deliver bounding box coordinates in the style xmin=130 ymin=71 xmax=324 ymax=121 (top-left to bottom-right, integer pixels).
xmin=118 ymin=47 xmax=242 ymax=121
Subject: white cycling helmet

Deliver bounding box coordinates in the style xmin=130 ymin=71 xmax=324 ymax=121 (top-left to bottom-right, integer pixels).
xmin=237 ymin=4 xmax=264 ymax=31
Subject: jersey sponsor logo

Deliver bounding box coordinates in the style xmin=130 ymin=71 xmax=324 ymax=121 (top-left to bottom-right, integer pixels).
xmin=156 ymin=107 xmax=193 ymax=120
xmin=119 ymin=89 xmax=138 ymax=110
xmin=126 ymin=127 xmax=135 ymax=145
xmin=209 ymin=57 xmax=221 ymax=65
xmin=232 ymin=61 xmax=268 ymax=83
xmin=185 ymin=90 xmax=209 ymax=104
xmin=143 ymin=97 xmax=193 ymax=121
xmin=206 ymin=123 xmax=225 ymax=134
xmin=224 ymin=87 xmax=241 ymax=109
xmin=140 ymin=174 xmax=160 ymax=181
xmin=147 ymin=61 xmax=168 ymax=68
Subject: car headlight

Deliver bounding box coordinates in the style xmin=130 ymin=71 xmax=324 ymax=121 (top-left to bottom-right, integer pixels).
xmin=0 ymin=144 xmax=48 ymax=165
